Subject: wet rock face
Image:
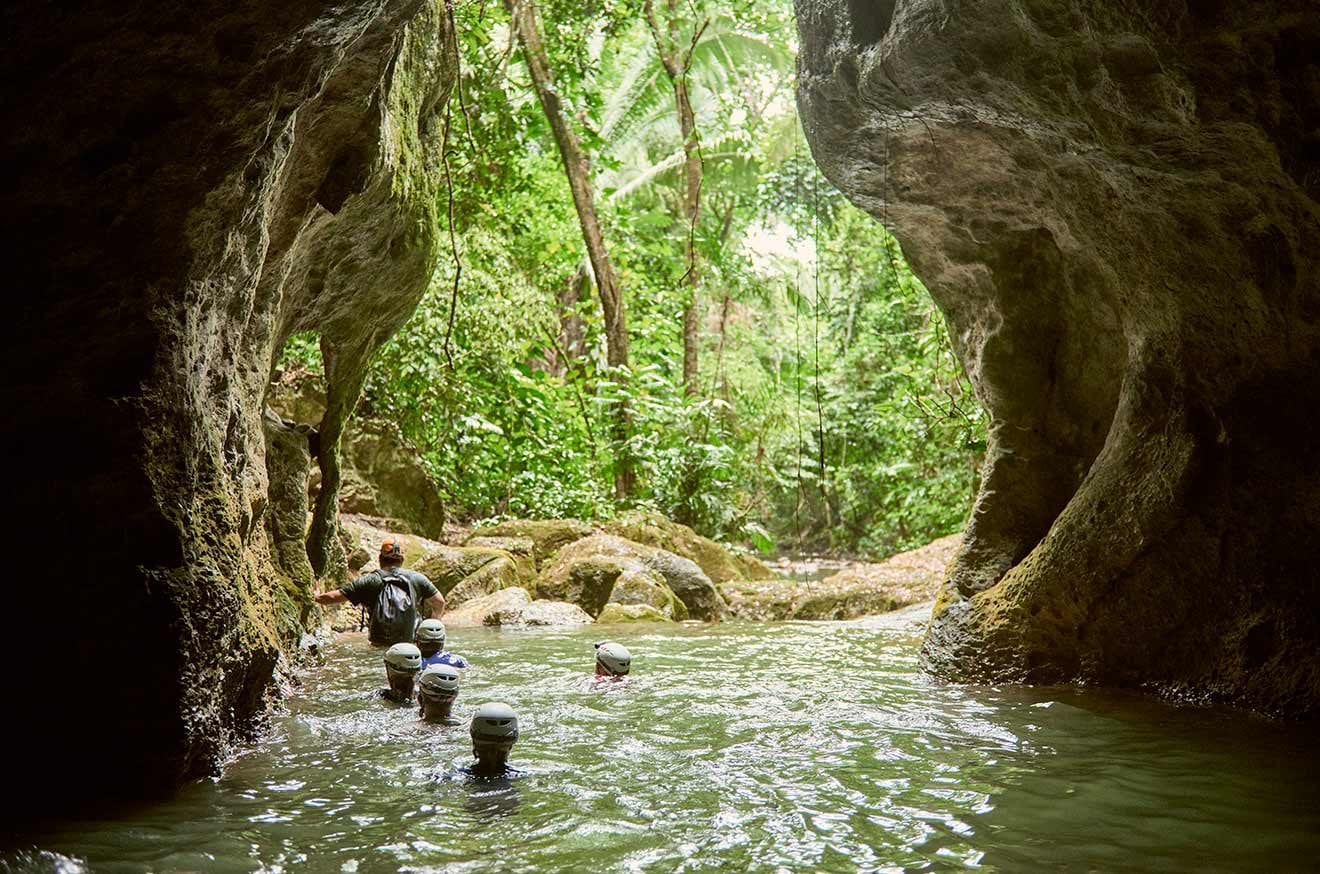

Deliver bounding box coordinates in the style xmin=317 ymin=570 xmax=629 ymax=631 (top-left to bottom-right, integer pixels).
xmin=797 ymin=0 xmax=1320 ymax=714
xmin=0 ymin=0 xmax=454 ymax=801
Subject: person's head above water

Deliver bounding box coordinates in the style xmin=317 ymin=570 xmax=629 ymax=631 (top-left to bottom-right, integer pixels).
xmin=594 ymin=641 xmax=632 ymax=677
xmin=469 ymin=702 xmax=519 ymax=774
xmin=384 ymin=642 xmax=422 ymax=699
xmin=418 ymin=664 xmax=460 ymax=723
xmin=379 ymin=537 xmax=405 ymax=569
xmin=415 ymin=618 xmax=446 ymax=657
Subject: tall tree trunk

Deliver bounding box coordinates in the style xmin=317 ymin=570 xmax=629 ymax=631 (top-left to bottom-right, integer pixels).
xmin=508 ymin=0 xmax=633 ymax=498
xmin=645 ymin=0 xmax=706 ymax=395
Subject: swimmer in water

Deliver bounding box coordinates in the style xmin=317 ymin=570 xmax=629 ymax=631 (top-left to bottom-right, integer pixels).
xmin=379 ymin=642 xmax=422 ymax=703
xmin=418 ymin=664 xmax=462 ymax=725
xmin=415 ymin=618 xmax=470 ymax=669
xmin=464 ymin=702 xmax=522 ymax=779
xmin=593 ymin=640 xmax=631 ymax=680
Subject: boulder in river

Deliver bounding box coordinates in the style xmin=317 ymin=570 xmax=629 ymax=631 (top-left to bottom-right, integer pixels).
xmin=539 ymin=534 xmax=726 ymax=621
xmin=444 ymin=556 xmax=525 ymax=609
xmin=470 ymin=519 xmax=597 ymax=568
xmin=723 ymin=535 xmax=960 ymax=622
xmin=603 ymin=510 xmax=772 ymax=584
xmin=597 ymin=603 xmax=672 ymax=624
xmin=414 ymin=544 xmax=534 ymax=596
xmin=444 ymin=587 xmax=592 ymax=628
xmin=608 ymin=566 xmax=688 ymax=621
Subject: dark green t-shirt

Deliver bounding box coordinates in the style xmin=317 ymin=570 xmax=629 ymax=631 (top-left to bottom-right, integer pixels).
xmin=340 ymin=568 xmax=439 ymax=643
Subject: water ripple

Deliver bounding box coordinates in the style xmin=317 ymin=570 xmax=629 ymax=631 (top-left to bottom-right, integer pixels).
xmin=5 ymin=622 xmax=1319 ymax=872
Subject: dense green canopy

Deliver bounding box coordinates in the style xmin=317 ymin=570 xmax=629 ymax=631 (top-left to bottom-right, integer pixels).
xmin=282 ymin=0 xmax=985 ymax=557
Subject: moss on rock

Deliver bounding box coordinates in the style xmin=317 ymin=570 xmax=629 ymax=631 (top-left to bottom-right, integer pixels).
xmin=597 ymin=603 xmax=672 ymax=623
xmin=539 ymin=534 xmax=727 ymax=621
xmin=604 ymin=510 xmax=772 ymax=584
xmin=472 ymin=519 xmax=596 ymax=567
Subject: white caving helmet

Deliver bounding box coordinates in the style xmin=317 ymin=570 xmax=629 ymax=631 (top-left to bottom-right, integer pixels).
xmin=419 ymin=664 xmax=461 ymax=700
xmin=416 ymin=618 xmax=447 ymax=646
xmin=384 ymin=642 xmax=423 ymax=673
xmin=470 ymin=702 xmax=519 ymax=744
xmin=594 ymin=641 xmax=632 ymax=676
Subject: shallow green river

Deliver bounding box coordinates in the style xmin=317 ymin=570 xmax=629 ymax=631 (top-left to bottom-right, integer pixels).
xmin=7 ymin=611 xmax=1319 ymax=872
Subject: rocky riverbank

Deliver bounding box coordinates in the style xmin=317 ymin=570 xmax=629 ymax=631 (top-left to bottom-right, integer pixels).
xmin=324 ymin=510 xmax=957 ymax=629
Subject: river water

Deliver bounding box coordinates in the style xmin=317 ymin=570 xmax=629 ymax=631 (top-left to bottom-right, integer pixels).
xmin=6 ymin=611 xmax=1319 ymax=872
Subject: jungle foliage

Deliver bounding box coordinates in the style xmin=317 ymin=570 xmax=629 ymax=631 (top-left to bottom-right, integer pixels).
xmin=281 ymin=0 xmax=985 ymax=558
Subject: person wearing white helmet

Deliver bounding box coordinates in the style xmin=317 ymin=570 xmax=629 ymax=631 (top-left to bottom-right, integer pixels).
xmin=594 ymin=640 xmax=632 ymax=679
xmin=415 ymin=619 xmax=469 ymax=669
xmin=418 ymin=664 xmax=461 ymax=725
xmin=464 ymin=702 xmax=522 ymax=779
xmin=379 ymin=642 xmax=423 ymax=703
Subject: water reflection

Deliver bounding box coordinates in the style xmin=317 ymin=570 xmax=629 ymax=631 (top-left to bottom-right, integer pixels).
xmin=4 ymin=622 xmax=1319 ymax=872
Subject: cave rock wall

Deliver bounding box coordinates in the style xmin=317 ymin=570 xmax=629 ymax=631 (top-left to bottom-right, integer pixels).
xmin=0 ymin=0 xmax=454 ymax=800
xmin=797 ymin=0 xmax=1320 ymax=715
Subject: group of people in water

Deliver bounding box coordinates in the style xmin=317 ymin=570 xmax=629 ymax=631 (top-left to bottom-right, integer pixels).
xmin=314 ymin=536 xmax=633 ymax=780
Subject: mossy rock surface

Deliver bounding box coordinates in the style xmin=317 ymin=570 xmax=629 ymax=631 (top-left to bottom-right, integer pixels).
xmin=473 ymin=519 xmax=596 ymax=567
xmin=445 ymin=555 xmax=523 ymax=608
xmin=608 ymin=567 xmax=687 ymax=621
xmin=536 ymin=556 xmax=624 ymax=618
xmin=415 ymin=545 xmax=526 ymax=594
xmin=597 ymin=603 xmax=671 ymax=623
xmin=539 ymin=533 xmax=726 ymax=621
xmin=604 ymin=510 xmax=771 ymax=584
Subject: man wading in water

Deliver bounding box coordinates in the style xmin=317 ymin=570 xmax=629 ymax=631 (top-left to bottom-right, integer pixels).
xmin=315 ymin=538 xmax=444 ymax=646
xmin=418 ymin=664 xmax=462 ymax=725
xmin=380 ymin=642 xmax=423 ymax=703
xmin=463 ymin=703 xmax=523 ymax=779
xmin=593 ymin=641 xmax=632 ymax=686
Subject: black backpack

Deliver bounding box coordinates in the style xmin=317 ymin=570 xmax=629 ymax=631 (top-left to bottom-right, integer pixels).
xmin=369 ymin=569 xmax=416 ymax=645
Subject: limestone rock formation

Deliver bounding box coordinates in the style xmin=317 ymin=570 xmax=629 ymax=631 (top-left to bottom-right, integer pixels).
xmin=604 ymin=510 xmax=774 ymax=583
xmin=597 ymin=603 xmax=672 ymax=623
xmin=444 ymin=556 xmax=526 ymax=608
xmin=607 ymin=566 xmax=689 ymax=620
xmin=723 ymin=534 xmax=959 ymax=621
xmin=0 ymin=0 xmax=455 ymax=801
xmin=472 ymin=519 xmax=597 ymax=567
xmin=444 ymin=587 xmax=593 ymax=627
xmin=414 ymin=545 xmax=533 ymax=595
xmin=269 ymin=369 xmax=447 ymax=539
xmin=797 ymin=0 xmax=1320 ymax=714
xmin=539 ymin=534 xmax=726 ymax=620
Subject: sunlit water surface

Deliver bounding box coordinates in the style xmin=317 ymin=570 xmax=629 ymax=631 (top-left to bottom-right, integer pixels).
xmin=6 ymin=612 xmax=1319 ymax=872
